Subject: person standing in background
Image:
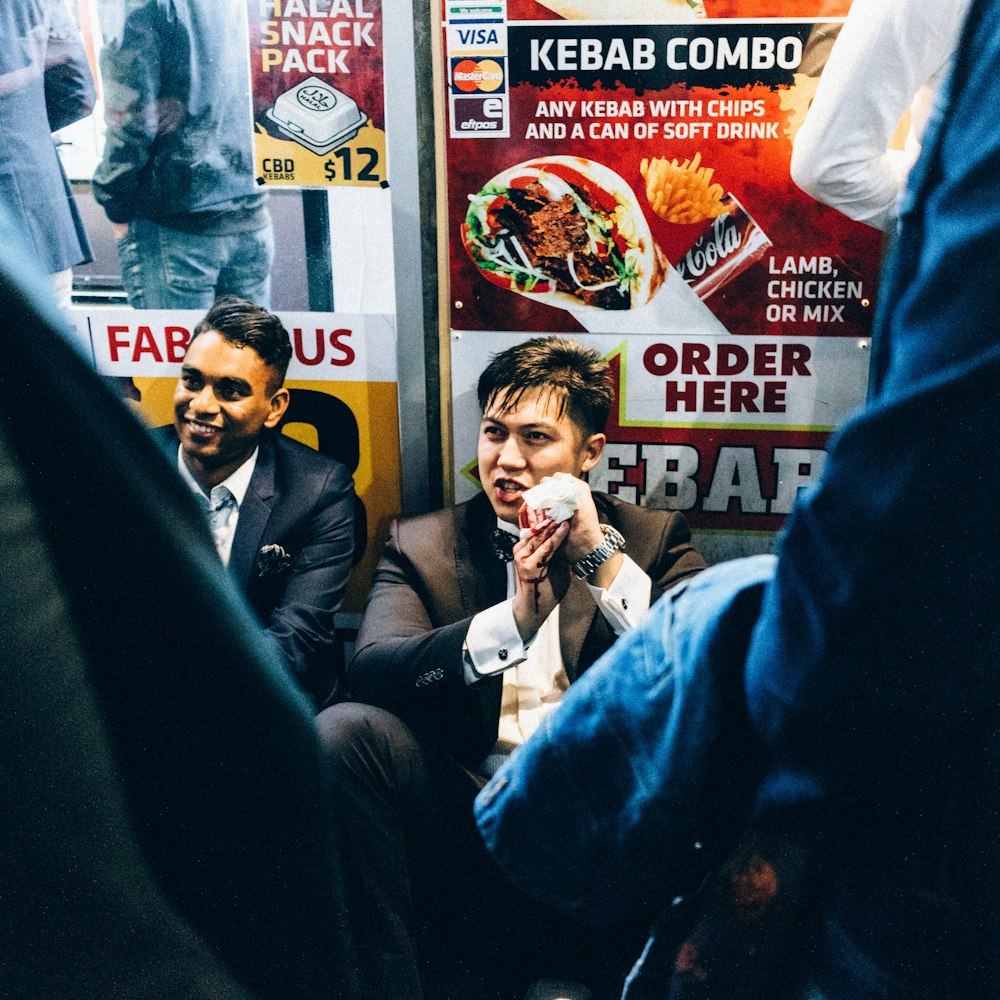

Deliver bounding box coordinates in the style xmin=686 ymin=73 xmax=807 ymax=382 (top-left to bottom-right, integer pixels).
xmin=0 ymin=0 xmax=95 ymax=307
xmin=93 ymin=0 xmax=274 ymax=308
xmin=790 ymin=0 xmax=971 ymax=233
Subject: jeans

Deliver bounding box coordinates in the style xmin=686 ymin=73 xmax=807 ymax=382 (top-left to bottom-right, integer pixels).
xmin=116 ymin=216 xmax=274 ymax=309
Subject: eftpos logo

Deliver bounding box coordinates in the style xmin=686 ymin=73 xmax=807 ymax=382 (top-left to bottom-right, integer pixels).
xmin=451 ymin=95 xmax=507 ymax=137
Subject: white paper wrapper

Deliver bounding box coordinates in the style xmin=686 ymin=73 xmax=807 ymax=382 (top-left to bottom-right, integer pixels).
xmin=566 ymin=265 xmax=730 ymax=335
xmin=538 ymin=0 xmax=703 ymax=19
xmin=521 ymin=476 xmax=580 ymax=524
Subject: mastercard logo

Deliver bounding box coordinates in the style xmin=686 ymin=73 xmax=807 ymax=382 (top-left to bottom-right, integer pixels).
xmin=452 ymin=58 xmax=504 ymax=93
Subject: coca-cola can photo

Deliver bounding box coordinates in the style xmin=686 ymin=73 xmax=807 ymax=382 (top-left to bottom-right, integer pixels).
xmin=675 ymin=193 xmax=773 ymax=299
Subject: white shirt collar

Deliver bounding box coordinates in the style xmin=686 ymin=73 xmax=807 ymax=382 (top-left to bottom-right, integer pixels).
xmin=496 ymin=516 xmax=519 ymax=537
xmin=177 ymin=444 xmax=259 ymax=508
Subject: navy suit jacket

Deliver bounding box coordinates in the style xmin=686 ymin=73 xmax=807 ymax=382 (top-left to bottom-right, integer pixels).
xmin=349 ymin=490 xmax=705 ymax=769
xmin=155 ymin=426 xmax=356 ymax=707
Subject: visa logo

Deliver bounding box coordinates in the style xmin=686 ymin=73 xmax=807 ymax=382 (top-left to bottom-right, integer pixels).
xmin=457 ymin=27 xmax=499 ymax=45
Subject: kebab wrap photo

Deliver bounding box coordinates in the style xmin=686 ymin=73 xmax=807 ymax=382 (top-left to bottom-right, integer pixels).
xmin=536 ymin=0 xmax=704 ymax=20
xmin=461 ymin=155 xmax=670 ymax=314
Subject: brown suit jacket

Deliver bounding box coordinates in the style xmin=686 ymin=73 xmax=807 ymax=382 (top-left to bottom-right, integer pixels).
xmin=348 ymin=491 xmax=705 ymax=768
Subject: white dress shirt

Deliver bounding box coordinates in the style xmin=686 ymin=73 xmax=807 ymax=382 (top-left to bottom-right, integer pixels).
xmin=790 ymin=0 xmax=971 ymax=231
xmin=177 ymin=446 xmax=259 ymax=566
xmin=465 ymin=518 xmax=652 ymax=774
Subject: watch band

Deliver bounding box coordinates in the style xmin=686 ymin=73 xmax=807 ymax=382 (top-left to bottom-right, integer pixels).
xmin=571 ymin=524 xmax=626 ymax=579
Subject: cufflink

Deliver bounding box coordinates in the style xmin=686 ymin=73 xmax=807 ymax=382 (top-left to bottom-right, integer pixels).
xmin=498 ymin=648 xmax=508 ymax=661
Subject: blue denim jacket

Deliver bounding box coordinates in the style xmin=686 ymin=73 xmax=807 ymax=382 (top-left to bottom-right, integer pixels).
xmin=0 ymin=0 xmax=95 ymax=273
xmin=475 ymin=556 xmax=776 ymax=928
xmin=744 ymin=4 xmax=1000 ymax=995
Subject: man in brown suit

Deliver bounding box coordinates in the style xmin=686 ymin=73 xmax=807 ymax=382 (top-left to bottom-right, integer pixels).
xmin=318 ymin=337 xmax=705 ymax=1000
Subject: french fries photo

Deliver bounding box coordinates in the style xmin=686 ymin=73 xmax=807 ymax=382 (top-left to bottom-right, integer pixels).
xmin=640 ymin=151 xmax=728 ymax=224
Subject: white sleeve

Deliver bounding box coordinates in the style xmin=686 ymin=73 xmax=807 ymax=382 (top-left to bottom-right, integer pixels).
xmin=462 ymin=599 xmax=529 ymax=682
xmin=585 ymin=553 xmax=652 ymax=635
xmin=790 ymin=0 xmax=970 ymax=231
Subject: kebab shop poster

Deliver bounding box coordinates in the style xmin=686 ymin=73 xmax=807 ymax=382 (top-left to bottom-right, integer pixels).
xmin=75 ymin=310 xmax=401 ymax=612
xmin=451 ymin=331 xmax=869 ymax=552
xmin=444 ymin=4 xmax=881 ymax=340
xmin=247 ymin=0 xmax=387 ymax=188
xmin=443 ymin=3 xmax=877 ymax=550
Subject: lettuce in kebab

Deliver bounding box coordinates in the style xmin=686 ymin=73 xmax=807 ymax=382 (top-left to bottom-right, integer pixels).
xmin=462 ymin=156 xmax=668 ymax=311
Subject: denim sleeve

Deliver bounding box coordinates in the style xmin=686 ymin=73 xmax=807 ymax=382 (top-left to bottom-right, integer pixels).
xmin=475 ymin=556 xmax=775 ymax=926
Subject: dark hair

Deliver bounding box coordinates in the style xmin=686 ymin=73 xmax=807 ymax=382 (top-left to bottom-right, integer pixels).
xmin=191 ymin=296 xmax=292 ymax=392
xmin=477 ymin=336 xmax=614 ymax=438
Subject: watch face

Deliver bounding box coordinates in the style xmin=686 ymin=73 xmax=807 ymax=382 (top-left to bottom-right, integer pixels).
xmin=572 ymin=525 xmax=625 ymax=578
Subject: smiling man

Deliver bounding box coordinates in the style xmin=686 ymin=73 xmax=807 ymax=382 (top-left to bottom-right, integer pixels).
xmin=317 ymin=336 xmax=705 ymax=1000
xmin=158 ymin=296 xmax=356 ymax=707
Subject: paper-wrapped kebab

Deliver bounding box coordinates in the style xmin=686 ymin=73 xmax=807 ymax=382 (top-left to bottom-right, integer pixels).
xmin=461 ymin=156 xmax=668 ymax=313
xmin=518 ymin=475 xmax=581 ymax=539
xmin=536 ymin=0 xmax=703 ymax=19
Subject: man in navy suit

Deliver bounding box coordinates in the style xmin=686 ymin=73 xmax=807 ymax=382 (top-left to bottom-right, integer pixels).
xmin=157 ymin=296 xmax=356 ymax=707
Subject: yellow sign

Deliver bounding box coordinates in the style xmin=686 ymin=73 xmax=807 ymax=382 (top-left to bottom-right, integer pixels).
xmin=254 ymin=121 xmax=387 ymax=188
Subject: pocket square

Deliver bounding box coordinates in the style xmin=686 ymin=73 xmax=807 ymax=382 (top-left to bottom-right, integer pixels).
xmin=255 ymin=543 xmax=292 ymax=578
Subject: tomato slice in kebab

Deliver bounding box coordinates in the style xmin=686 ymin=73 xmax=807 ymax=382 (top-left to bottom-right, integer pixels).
xmin=528 ymin=161 xmax=619 ymax=215
xmin=485 ymin=195 xmax=508 ymax=230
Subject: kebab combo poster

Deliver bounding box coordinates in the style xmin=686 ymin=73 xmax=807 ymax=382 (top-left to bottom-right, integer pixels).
xmin=444 ymin=0 xmax=879 ymax=555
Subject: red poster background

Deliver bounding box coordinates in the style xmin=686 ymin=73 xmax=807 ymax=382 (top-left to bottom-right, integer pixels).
xmin=505 ymin=1 xmax=852 ymax=18
xmin=248 ymin=3 xmax=385 ymax=136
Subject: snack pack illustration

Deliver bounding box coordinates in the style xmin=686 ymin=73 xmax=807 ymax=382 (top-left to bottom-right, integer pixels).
xmin=462 ymin=155 xmax=669 ymax=312
xmin=266 ymin=77 xmax=366 ymax=155
xmin=461 ymin=155 xmax=729 ymax=336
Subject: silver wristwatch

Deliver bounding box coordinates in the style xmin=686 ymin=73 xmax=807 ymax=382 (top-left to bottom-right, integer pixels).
xmin=571 ymin=524 xmax=626 ymax=579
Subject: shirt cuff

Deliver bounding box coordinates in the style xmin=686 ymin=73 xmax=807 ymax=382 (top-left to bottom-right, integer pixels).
xmin=585 ymin=554 xmax=651 ymax=635
xmin=462 ymin=599 xmax=529 ymax=683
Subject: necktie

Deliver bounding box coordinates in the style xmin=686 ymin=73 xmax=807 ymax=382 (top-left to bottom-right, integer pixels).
xmin=208 ymin=488 xmax=236 ymax=559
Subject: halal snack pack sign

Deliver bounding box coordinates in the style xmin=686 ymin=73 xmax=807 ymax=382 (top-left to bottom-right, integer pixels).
xmin=446 ymin=17 xmax=882 ymax=342
xmin=248 ymin=0 xmax=387 ymax=187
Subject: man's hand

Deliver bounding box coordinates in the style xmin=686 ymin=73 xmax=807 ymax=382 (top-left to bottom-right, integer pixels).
xmin=542 ymin=473 xmax=602 ymax=565
xmin=531 ymin=473 xmax=624 ymax=588
xmin=110 ymin=221 xmax=129 ymax=241
xmin=511 ymin=512 xmax=569 ymax=643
